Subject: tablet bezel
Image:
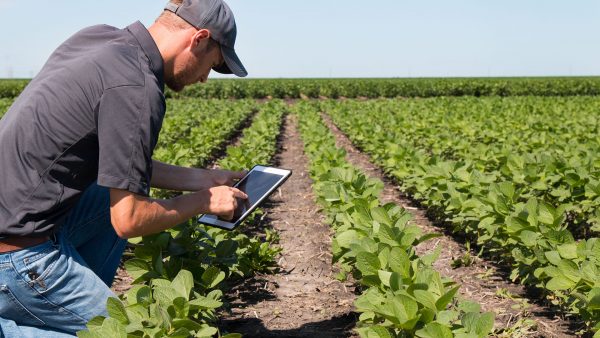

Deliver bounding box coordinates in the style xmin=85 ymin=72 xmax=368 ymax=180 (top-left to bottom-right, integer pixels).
xmin=197 ymin=165 xmax=292 ymax=230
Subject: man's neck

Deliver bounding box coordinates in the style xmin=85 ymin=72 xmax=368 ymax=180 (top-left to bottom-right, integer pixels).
xmin=147 ymin=23 xmax=194 ymax=73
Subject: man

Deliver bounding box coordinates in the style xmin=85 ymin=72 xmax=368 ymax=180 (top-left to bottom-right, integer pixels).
xmin=0 ymin=0 xmax=248 ymax=336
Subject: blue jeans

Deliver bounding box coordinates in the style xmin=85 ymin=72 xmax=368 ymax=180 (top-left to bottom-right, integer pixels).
xmin=0 ymin=183 xmax=127 ymax=337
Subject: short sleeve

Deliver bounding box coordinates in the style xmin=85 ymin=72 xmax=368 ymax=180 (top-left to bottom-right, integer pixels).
xmin=96 ymin=85 xmax=163 ymax=196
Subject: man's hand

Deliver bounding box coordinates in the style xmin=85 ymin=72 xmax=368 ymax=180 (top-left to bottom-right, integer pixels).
xmin=204 ymin=185 xmax=248 ymax=220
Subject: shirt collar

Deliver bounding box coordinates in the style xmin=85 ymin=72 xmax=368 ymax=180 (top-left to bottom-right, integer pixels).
xmin=126 ymin=21 xmax=164 ymax=89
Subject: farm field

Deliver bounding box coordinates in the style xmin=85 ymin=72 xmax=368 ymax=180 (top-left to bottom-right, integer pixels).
xmin=1 ymin=78 xmax=600 ymax=337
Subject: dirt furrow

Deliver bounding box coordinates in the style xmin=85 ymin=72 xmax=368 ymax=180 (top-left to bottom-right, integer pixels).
xmin=321 ymin=113 xmax=577 ymax=338
xmin=220 ymin=114 xmax=357 ymax=337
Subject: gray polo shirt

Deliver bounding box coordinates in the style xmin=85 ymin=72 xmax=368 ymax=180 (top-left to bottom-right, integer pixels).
xmin=0 ymin=21 xmax=166 ymax=238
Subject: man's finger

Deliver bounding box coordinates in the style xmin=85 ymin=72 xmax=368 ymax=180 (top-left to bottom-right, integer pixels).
xmin=231 ymin=187 xmax=248 ymax=199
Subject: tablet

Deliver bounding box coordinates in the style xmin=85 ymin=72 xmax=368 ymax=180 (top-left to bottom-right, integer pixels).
xmin=198 ymin=165 xmax=292 ymax=230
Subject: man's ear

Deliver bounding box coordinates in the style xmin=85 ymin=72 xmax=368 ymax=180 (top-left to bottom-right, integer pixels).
xmin=190 ymin=29 xmax=211 ymax=49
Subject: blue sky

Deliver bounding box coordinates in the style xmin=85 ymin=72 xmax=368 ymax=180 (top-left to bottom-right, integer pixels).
xmin=0 ymin=0 xmax=599 ymax=78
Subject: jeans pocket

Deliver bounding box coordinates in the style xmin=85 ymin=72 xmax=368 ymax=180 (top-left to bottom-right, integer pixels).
xmin=21 ymin=242 xmax=61 ymax=292
xmin=0 ymin=284 xmax=45 ymax=326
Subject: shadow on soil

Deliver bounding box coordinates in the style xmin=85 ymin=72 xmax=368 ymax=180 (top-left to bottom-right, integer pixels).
xmin=220 ymin=312 xmax=358 ymax=338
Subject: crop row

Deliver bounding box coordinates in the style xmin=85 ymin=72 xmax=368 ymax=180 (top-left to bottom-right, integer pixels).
xmin=154 ymin=99 xmax=258 ymax=168
xmin=294 ymin=101 xmax=494 ymax=338
xmin=325 ymin=98 xmax=600 ymax=334
xmin=79 ymin=100 xmax=287 ymax=337
xmin=3 ymin=77 xmax=600 ymax=99
xmin=169 ymin=77 xmax=600 ymax=99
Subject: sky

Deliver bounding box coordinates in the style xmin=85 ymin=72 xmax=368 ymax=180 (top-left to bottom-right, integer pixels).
xmin=0 ymin=0 xmax=599 ymax=79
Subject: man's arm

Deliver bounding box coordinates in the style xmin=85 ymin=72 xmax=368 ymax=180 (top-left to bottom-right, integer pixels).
xmin=151 ymin=159 xmax=245 ymax=191
xmin=109 ymin=186 xmax=247 ymax=238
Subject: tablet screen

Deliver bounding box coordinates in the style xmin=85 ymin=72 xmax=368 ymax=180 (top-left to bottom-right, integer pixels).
xmin=219 ymin=170 xmax=284 ymax=223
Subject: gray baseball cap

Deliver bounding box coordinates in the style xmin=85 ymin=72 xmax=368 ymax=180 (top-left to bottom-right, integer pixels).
xmin=164 ymin=0 xmax=248 ymax=77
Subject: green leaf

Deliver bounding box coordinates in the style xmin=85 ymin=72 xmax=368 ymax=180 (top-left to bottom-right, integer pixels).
xmin=172 ymin=297 xmax=190 ymax=318
xmin=172 ymin=319 xmax=202 ymax=331
xmin=519 ymin=230 xmax=539 ymax=247
xmin=371 ymin=207 xmax=392 ymax=225
xmin=389 ymin=272 xmax=402 ymax=291
xmin=415 ymin=322 xmax=453 ymax=338
xmin=557 ymin=259 xmax=581 ymax=283
xmin=106 ymin=297 xmax=129 ymax=325
xmin=497 ymin=182 xmax=515 ymax=199
xmin=125 ymin=285 xmax=151 ymax=306
xmin=436 ymin=310 xmax=459 ymax=325
xmin=546 ymin=276 xmax=575 ymax=291
xmin=335 ymin=230 xmax=359 ymax=248
xmin=168 ymin=327 xmax=192 ymax=338
xmin=152 ymin=302 xmax=172 ymax=329
xmin=378 ymin=270 xmax=393 ymax=287
xmin=538 ymin=202 xmax=556 ymax=224
xmin=124 ymin=259 xmax=150 ymax=280
xmin=171 ymin=269 xmax=194 ymax=300
xmin=189 ymin=295 xmax=223 ymax=309
xmin=417 ymin=232 xmax=443 ymax=245
xmin=99 ymin=317 xmax=127 ymax=338
xmin=195 ymin=325 xmax=219 ymax=337
xmin=77 ymin=330 xmax=102 ymax=338
xmin=557 ymin=243 xmax=578 ymax=260
xmin=544 ymin=251 xmax=562 ymax=266
xmin=321 ymin=186 xmax=341 ymax=202
xmin=587 ymin=288 xmax=600 ymax=311
xmin=85 ymin=316 xmax=106 ymax=329
xmin=152 ymin=278 xmax=172 ymax=288
xmin=377 ymin=223 xmax=399 ymax=247
xmin=457 ymin=301 xmax=481 ymax=313
xmin=387 ymin=247 xmax=410 ymax=278
xmin=387 ymin=294 xmax=418 ymax=328
xmin=436 ymin=286 xmax=460 ymax=311
xmin=215 ymin=240 xmax=238 ymax=257
xmin=356 ymin=325 xmax=394 ymax=338
xmin=153 ymin=286 xmax=178 ymax=305
xmin=462 ymin=312 xmax=495 ymax=337
xmin=153 ymin=252 xmax=165 ymax=277
xmin=356 ymin=251 xmax=381 ymax=276
xmin=414 ymin=290 xmax=437 ymax=311
xmin=201 ymin=267 xmax=226 ymax=288
xmin=125 ymin=304 xmax=149 ymax=322
xmin=420 ymin=245 xmax=442 ymax=267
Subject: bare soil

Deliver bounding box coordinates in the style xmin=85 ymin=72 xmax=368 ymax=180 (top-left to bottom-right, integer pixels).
xmin=321 ymin=113 xmax=580 ymax=338
xmin=112 ymin=262 xmax=134 ymax=295
xmin=219 ymin=114 xmax=358 ymax=337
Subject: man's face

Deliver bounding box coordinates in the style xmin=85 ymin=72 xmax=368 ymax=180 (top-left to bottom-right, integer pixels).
xmin=167 ymin=38 xmax=224 ymax=92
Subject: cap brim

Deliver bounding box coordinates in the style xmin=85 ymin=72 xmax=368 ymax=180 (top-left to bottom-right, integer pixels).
xmin=213 ymin=45 xmax=247 ymax=77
